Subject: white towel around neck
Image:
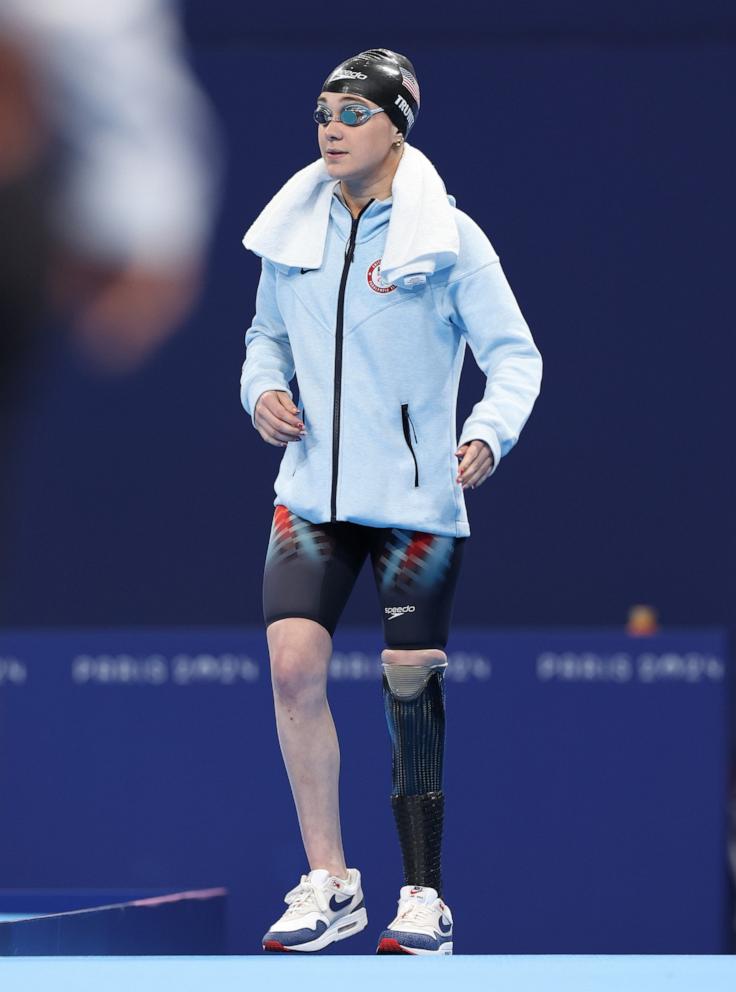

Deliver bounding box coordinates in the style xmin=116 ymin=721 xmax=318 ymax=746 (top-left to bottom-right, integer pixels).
xmin=242 ymin=142 xmax=459 ymax=288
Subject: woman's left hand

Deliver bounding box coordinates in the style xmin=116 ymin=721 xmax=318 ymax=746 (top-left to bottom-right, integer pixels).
xmin=454 ymin=439 xmax=495 ymax=490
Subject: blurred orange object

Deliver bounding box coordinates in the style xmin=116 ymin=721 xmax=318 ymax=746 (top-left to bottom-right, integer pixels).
xmin=627 ymin=604 xmax=659 ymax=636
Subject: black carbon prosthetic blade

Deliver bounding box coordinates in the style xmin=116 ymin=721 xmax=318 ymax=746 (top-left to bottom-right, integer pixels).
xmin=391 ymin=790 xmax=445 ymax=897
xmin=382 ymin=666 xmax=447 ymax=897
xmin=382 ymin=669 xmax=446 ymax=795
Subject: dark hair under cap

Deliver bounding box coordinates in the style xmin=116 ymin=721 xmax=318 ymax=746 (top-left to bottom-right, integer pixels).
xmin=320 ymin=48 xmax=420 ymax=136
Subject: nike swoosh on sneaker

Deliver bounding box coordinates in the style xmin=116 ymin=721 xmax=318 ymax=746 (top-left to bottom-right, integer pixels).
xmin=329 ymin=893 xmax=353 ymax=911
xmin=438 ymin=916 xmax=452 ymax=933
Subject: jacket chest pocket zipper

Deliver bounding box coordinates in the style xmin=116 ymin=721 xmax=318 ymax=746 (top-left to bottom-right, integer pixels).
xmin=401 ymin=403 xmax=419 ymax=487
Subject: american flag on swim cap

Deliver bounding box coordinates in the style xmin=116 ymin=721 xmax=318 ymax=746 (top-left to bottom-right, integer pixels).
xmin=401 ymin=68 xmax=420 ymax=105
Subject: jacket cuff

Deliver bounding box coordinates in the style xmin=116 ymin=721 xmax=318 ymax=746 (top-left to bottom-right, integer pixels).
xmin=242 ymin=379 xmax=293 ymax=428
xmin=457 ymin=425 xmax=501 ymax=476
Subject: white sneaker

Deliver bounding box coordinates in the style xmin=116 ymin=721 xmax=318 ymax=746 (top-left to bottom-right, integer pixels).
xmin=262 ymin=867 xmax=367 ymax=952
xmin=376 ymin=884 xmax=453 ymax=955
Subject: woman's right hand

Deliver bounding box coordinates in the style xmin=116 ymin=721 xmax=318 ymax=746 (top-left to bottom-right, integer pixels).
xmin=254 ymin=390 xmax=305 ymax=447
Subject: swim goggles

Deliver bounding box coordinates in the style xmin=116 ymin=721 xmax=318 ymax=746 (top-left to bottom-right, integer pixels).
xmin=313 ymin=102 xmax=386 ymax=126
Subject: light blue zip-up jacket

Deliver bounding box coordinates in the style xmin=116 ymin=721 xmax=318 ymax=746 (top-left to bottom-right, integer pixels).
xmin=241 ymin=185 xmax=542 ymax=537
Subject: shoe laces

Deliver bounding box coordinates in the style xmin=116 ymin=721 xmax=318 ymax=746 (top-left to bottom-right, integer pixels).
xmin=396 ymin=897 xmax=438 ymax=928
xmin=282 ymin=875 xmax=330 ymax=917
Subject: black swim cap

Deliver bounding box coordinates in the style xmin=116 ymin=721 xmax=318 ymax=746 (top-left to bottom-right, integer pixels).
xmin=320 ymin=48 xmax=420 ymax=136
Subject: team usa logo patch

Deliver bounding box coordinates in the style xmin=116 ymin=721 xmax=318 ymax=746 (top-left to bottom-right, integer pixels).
xmin=367 ymin=259 xmax=397 ymax=294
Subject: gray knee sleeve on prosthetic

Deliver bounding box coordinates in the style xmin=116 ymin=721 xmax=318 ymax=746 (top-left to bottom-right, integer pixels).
xmin=382 ymin=659 xmax=447 ymax=896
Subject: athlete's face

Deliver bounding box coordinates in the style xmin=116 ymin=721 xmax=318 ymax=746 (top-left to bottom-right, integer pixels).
xmin=316 ymin=91 xmax=401 ymax=184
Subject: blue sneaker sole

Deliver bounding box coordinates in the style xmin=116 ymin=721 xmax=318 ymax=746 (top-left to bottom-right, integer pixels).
xmin=263 ymin=907 xmax=368 ymax=952
xmin=376 ymin=932 xmax=453 ymax=955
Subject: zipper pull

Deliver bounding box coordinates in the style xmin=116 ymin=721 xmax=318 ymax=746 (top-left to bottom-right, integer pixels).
xmin=343 ymin=199 xmax=373 ymax=264
xmin=345 ymin=230 xmax=357 ymax=264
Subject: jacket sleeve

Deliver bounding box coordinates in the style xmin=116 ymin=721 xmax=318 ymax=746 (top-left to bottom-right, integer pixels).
xmin=446 ymin=259 xmax=542 ymax=474
xmin=240 ymin=257 xmax=296 ymax=428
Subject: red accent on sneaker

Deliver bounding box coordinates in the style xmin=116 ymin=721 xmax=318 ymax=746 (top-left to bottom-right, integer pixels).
xmin=377 ymin=937 xmax=414 ymax=954
xmin=263 ymin=940 xmax=291 ymax=952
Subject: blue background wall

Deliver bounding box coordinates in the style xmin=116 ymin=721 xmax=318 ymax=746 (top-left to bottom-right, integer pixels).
xmin=2 ymin=1 xmax=735 ymax=631
xmin=0 ymin=627 xmax=729 ymax=954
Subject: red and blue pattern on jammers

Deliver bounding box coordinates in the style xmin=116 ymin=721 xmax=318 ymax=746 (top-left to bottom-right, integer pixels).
xmin=375 ymin=528 xmax=455 ymax=595
xmin=262 ymin=506 xmax=466 ymax=642
xmin=266 ymin=504 xmax=335 ymax=565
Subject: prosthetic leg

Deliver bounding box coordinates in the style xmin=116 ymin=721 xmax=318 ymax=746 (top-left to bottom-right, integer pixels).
xmin=382 ymin=657 xmax=447 ymax=899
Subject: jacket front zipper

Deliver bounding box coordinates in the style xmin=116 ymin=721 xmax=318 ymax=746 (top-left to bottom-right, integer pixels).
xmin=401 ymin=403 xmax=419 ymax=487
xmin=330 ymin=197 xmax=374 ymax=522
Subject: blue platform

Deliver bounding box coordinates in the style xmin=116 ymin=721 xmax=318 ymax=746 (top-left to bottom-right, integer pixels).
xmin=0 ymin=955 xmax=734 ymax=992
xmin=0 ymin=889 xmax=227 ymax=955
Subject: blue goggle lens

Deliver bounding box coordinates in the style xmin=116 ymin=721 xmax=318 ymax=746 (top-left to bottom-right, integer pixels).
xmin=313 ymin=104 xmax=374 ymax=126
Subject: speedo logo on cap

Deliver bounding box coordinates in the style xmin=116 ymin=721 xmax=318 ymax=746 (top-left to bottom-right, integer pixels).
xmin=394 ymin=94 xmax=415 ymax=128
xmin=329 ymin=69 xmax=367 ymax=81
